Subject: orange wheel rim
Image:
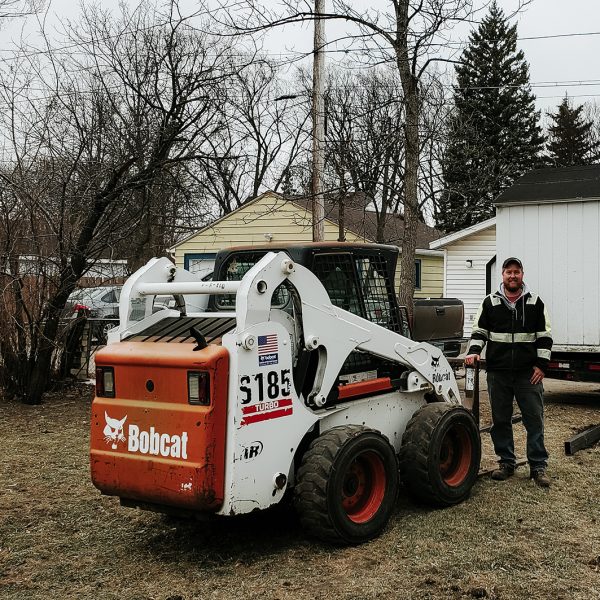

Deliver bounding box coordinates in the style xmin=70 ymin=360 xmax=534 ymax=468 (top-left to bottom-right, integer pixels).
xmin=439 ymin=424 xmax=472 ymax=487
xmin=341 ymin=451 xmax=387 ymax=523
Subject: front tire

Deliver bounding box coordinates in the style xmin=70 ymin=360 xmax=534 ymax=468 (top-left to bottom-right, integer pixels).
xmin=294 ymin=425 xmax=399 ymax=545
xmin=399 ymin=402 xmax=480 ymax=506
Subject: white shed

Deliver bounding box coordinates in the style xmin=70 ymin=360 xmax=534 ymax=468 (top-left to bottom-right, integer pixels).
xmin=495 ymin=165 xmax=600 ymax=351
xmin=430 ymin=218 xmax=497 ymax=337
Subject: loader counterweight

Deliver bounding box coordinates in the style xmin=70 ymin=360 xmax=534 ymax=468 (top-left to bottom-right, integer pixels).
xmin=90 ymin=343 xmax=229 ymax=511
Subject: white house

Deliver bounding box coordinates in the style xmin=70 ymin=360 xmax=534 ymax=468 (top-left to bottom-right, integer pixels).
xmin=429 ymin=217 xmax=497 ymax=337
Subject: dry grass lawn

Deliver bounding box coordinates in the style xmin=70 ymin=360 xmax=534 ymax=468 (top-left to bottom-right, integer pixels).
xmin=1 ymin=378 xmax=599 ymax=600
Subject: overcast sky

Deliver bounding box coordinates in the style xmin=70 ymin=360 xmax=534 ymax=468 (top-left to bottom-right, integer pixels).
xmin=2 ymin=0 xmax=600 ymax=114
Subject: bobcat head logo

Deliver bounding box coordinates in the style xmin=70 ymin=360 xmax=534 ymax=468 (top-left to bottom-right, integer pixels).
xmin=431 ymin=356 xmax=440 ymax=368
xmin=103 ymin=412 xmax=127 ymax=449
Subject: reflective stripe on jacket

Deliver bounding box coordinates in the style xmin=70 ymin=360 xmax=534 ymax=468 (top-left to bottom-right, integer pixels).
xmin=467 ymin=291 xmax=553 ymax=372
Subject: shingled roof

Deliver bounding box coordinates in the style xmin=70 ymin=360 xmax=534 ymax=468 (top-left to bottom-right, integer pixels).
xmin=291 ymin=194 xmax=440 ymax=250
xmin=494 ymin=165 xmax=600 ymax=205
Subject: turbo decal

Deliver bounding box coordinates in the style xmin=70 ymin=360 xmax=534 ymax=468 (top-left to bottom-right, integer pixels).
xmin=238 ymin=369 xmax=293 ymax=425
xmin=241 ymin=398 xmax=293 ymax=426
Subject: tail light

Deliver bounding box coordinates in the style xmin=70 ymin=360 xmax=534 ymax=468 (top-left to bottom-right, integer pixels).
xmin=548 ymin=361 xmax=570 ymax=370
xmin=96 ymin=366 xmax=115 ymax=397
xmin=74 ymin=303 xmax=90 ymax=312
xmin=188 ymin=371 xmax=210 ymax=406
xmin=587 ymin=364 xmax=600 ymax=371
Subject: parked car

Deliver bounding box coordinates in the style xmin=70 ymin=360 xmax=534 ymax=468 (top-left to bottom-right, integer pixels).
xmin=64 ymin=286 xmax=122 ymax=319
xmin=64 ymin=286 xmax=122 ymax=345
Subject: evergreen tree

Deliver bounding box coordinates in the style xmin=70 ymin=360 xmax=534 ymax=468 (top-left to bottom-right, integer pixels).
xmin=438 ymin=1 xmax=545 ymax=232
xmin=546 ymin=97 xmax=599 ymax=166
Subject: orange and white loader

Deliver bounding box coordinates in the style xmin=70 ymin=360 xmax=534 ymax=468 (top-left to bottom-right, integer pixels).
xmin=91 ymin=250 xmax=480 ymax=544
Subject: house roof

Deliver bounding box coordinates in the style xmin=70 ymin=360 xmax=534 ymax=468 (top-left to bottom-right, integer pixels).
xmin=429 ymin=217 xmax=496 ymax=250
xmin=171 ymin=190 xmax=442 ymax=252
xmin=494 ymin=165 xmax=600 ymax=206
xmin=281 ymin=195 xmax=441 ymax=250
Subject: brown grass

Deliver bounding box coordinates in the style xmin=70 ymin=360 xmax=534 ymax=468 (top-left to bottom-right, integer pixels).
xmin=1 ymin=379 xmax=599 ymax=600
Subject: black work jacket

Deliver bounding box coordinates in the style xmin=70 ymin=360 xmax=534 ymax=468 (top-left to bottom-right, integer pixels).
xmin=467 ymin=291 xmax=553 ymax=372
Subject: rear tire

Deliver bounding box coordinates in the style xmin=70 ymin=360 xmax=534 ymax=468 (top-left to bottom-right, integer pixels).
xmin=294 ymin=425 xmax=399 ymax=545
xmin=399 ymin=402 xmax=480 ymax=507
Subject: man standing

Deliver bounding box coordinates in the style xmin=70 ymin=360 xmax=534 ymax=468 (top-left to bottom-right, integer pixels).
xmin=465 ymin=257 xmax=552 ymax=487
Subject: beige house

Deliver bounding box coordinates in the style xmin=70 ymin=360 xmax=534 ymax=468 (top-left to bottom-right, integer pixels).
xmin=171 ymin=191 xmax=444 ymax=298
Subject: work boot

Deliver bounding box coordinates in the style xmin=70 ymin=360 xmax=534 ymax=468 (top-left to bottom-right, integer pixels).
xmin=530 ymin=469 xmax=551 ymax=488
xmin=491 ymin=463 xmax=515 ymax=481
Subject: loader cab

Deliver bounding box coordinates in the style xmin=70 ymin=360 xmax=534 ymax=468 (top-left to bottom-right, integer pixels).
xmin=210 ymin=242 xmax=403 ymax=331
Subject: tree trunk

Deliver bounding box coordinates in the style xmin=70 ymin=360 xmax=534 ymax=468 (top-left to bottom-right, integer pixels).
xmin=338 ymin=195 xmax=345 ymax=241
xmin=24 ymin=288 xmax=73 ymax=404
xmin=395 ymin=1 xmax=420 ymax=320
xmin=398 ymin=88 xmax=420 ymax=319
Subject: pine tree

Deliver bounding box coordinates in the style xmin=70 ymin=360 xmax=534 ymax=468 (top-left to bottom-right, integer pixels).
xmin=438 ymin=1 xmax=545 ymax=232
xmin=546 ymin=97 xmax=599 ymax=166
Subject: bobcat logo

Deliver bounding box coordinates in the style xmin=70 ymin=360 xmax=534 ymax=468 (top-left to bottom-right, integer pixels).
xmin=431 ymin=356 xmax=440 ymax=368
xmin=103 ymin=412 xmax=127 ymax=449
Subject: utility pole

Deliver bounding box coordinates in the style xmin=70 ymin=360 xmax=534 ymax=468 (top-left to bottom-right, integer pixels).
xmin=311 ymin=0 xmax=325 ymax=241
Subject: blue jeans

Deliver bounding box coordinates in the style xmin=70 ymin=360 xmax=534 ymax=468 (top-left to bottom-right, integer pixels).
xmin=486 ymin=370 xmax=548 ymax=471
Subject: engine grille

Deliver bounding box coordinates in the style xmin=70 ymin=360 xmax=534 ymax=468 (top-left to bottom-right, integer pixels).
xmin=125 ymin=316 xmax=236 ymax=344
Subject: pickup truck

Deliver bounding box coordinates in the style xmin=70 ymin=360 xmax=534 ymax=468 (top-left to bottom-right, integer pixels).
xmin=410 ymin=298 xmax=464 ymax=358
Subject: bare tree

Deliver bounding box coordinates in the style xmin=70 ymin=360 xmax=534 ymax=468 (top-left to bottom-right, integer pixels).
xmin=191 ymin=59 xmax=311 ymax=214
xmin=323 ymin=66 xmax=405 ymax=242
xmin=218 ymin=0 xmax=481 ymax=314
xmin=0 ymin=0 xmax=41 ymax=22
xmin=0 ymin=0 xmax=240 ymax=403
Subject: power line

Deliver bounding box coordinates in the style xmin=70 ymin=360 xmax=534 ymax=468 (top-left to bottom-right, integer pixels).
xmin=0 ymin=24 xmax=599 ymax=62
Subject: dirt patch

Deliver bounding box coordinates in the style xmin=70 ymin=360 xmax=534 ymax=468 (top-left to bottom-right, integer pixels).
xmin=1 ymin=379 xmax=599 ymax=600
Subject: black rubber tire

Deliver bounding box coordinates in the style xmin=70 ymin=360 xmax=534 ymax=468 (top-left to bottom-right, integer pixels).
xmin=294 ymin=425 xmax=399 ymax=545
xmin=399 ymin=402 xmax=481 ymax=507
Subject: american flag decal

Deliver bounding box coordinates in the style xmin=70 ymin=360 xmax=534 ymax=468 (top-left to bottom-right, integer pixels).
xmin=258 ymin=334 xmax=278 ymax=355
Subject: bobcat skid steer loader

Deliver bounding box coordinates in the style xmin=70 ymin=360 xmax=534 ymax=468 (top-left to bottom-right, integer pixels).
xmin=90 ymin=249 xmax=480 ymax=544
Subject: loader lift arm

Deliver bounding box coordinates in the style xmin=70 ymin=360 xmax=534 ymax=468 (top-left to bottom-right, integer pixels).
xmin=233 ymin=252 xmax=461 ymax=406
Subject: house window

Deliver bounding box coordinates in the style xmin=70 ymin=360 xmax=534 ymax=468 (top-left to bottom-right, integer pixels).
xmin=184 ymin=253 xmax=217 ymax=277
xmin=415 ymin=259 xmax=422 ymax=290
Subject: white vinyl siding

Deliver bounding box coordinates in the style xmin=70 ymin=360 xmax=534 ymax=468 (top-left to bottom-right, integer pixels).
xmin=497 ymin=200 xmax=600 ymax=349
xmin=441 ymin=225 xmax=496 ymax=337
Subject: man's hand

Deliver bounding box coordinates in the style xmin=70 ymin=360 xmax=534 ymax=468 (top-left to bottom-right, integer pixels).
xmin=465 ymin=354 xmax=480 ymax=366
xmin=531 ymin=366 xmax=545 ymax=385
